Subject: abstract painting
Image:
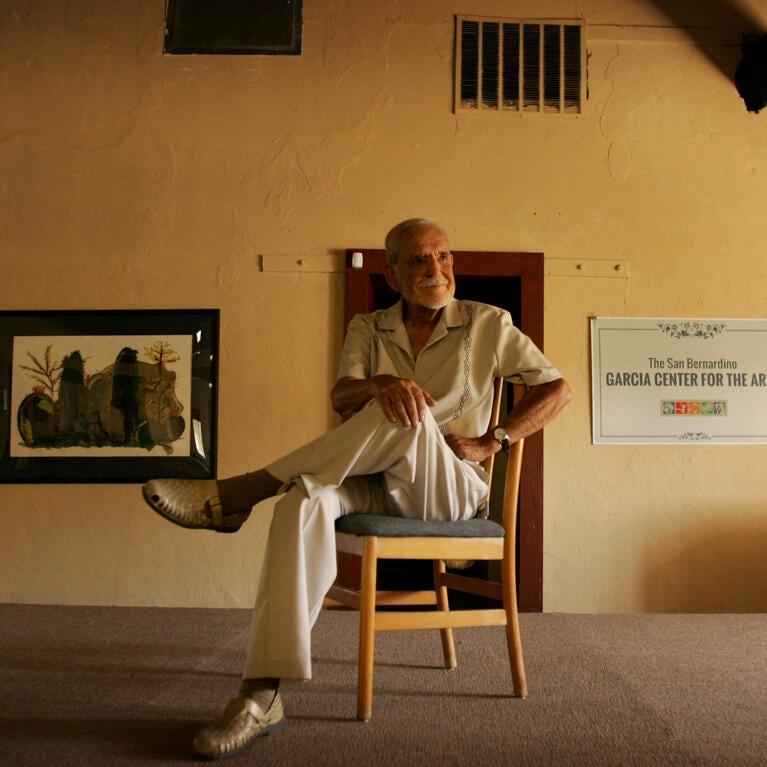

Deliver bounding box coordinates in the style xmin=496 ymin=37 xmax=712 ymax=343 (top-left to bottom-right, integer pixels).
xmin=0 ymin=310 xmax=218 ymax=482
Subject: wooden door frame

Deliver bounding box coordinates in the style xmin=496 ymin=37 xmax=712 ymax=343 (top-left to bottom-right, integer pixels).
xmin=343 ymin=249 xmax=544 ymax=612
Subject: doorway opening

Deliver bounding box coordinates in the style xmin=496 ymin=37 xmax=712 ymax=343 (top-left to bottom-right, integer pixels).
xmin=342 ymin=249 xmax=545 ymax=611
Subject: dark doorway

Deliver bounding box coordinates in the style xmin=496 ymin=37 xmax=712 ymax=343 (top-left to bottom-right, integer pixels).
xmin=342 ymin=249 xmax=545 ymax=611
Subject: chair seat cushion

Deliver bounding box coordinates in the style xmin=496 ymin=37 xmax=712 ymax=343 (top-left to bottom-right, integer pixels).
xmin=335 ymin=513 xmax=505 ymax=538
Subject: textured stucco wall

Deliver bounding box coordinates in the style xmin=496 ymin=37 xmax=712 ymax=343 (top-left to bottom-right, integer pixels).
xmin=1 ymin=0 xmax=766 ymax=611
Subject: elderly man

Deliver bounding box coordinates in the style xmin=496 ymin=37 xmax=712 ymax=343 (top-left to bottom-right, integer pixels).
xmin=143 ymin=218 xmax=571 ymax=759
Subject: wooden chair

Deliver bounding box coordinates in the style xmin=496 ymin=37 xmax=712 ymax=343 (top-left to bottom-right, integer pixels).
xmin=326 ymin=378 xmax=528 ymax=721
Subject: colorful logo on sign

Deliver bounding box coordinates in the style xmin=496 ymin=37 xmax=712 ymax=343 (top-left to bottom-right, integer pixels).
xmin=661 ymin=400 xmax=727 ymax=416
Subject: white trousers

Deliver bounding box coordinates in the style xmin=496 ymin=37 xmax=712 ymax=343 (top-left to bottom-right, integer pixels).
xmin=242 ymin=402 xmax=489 ymax=680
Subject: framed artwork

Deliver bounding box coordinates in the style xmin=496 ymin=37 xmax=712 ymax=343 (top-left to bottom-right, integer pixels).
xmin=0 ymin=309 xmax=219 ymax=483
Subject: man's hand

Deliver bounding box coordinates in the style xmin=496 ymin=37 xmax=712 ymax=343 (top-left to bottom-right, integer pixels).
xmin=370 ymin=375 xmax=437 ymax=427
xmin=444 ymin=433 xmax=500 ymax=462
xmin=331 ymin=375 xmax=436 ymax=427
xmin=446 ymin=378 xmax=572 ymax=461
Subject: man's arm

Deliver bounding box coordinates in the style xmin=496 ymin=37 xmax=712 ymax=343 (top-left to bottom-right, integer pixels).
xmin=331 ymin=375 xmax=437 ymax=428
xmin=445 ymin=377 xmax=572 ymax=462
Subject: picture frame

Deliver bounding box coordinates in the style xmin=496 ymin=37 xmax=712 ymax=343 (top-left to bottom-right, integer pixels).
xmin=0 ymin=309 xmax=219 ymax=483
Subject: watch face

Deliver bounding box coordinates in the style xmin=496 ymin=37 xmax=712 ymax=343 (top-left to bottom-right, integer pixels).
xmin=493 ymin=427 xmax=507 ymax=441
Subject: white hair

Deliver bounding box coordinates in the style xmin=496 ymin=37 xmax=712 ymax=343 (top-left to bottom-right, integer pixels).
xmin=384 ymin=218 xmax=443 ymax=264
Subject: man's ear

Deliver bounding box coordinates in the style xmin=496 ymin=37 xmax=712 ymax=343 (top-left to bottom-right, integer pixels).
xmin=383 ymin=263 xmax=401 ymax=294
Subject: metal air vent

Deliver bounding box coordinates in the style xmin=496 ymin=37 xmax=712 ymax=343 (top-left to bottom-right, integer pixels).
xmin=456 ymin=16 xmax=585 ymax=115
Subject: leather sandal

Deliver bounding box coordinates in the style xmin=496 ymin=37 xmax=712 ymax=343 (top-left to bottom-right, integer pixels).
xmin=142 ymin=478 xmax=249 ymax=533
xmin=193 ymin=692 xmax=285 ymax=760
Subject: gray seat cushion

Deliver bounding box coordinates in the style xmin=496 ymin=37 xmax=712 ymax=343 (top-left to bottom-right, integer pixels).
xmin=335 ymin=513 xmax=505 ymax=538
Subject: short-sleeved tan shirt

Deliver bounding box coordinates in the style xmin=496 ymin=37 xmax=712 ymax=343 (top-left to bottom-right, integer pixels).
xmin=337 ymin=298 xmax=562 ymax=438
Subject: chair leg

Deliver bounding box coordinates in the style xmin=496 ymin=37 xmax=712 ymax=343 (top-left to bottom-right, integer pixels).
xmin=357 ymin=537 xmax=378 ymax=721
xmin=505 ymin=609 xmax=528 ymax=698
xmin=433 ymin=559 xmax=457 ymax=668
xmin=501 ymin=556 xmax=528 ymax=698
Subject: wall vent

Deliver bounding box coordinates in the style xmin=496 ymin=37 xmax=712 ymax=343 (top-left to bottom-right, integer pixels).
xmin=164 ymin=0 xmax=302 ymax=55
xmin=455 ymin=16 xmax=585 ymax=115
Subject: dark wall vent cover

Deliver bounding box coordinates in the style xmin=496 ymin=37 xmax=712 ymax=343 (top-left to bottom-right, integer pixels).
xmin=165 ymin=0 xmax=302 ymax=55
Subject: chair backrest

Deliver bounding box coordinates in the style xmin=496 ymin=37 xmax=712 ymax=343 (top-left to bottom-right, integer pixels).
xmin=503 ymin=421 xmax=525 ymax=533
xmin=479 ymin=377 xmax=505 ymax=499
xmin=479 ymin=378 xmax=525 ymax=530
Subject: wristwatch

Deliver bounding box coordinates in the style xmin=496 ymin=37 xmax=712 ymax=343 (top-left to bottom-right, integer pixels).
xmin=492 ymin=425 xmax=510 ymax=452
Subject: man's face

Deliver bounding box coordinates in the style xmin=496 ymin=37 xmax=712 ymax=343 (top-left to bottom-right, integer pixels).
xmin=385 ymin=225 xmax=456 ymax=311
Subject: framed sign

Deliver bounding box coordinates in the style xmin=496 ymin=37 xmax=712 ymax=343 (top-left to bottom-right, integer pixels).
xmin=0 ymin=309 xmax=219 ymax=482
xmin=591 ymin=317 xmax=767 ymax=444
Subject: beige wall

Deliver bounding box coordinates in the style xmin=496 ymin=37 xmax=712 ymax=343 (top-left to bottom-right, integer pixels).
xmin=2 ymin=0 xmax=766 ymax=611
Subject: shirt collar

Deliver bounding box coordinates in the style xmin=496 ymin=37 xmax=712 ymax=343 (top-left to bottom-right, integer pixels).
xmin=377 ymin=298 xmax=464 ymax=331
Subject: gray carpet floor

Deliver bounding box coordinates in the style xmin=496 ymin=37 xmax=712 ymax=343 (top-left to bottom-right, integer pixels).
xmin=1 ymin=604 xmax=766 ymax=766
